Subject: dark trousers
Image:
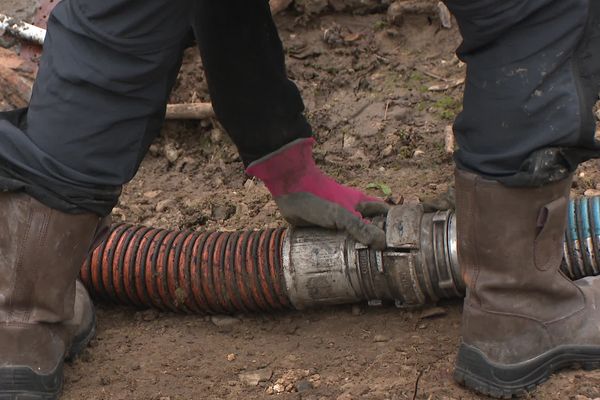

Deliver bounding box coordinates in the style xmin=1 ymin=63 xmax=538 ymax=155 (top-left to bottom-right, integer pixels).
xmin=0 ymin=0 xmax=598 ymax=216
xmin=0 ymin=0 xmax=311 ymax=216
xmin=446 ymin=0 xmax=600 ymax=186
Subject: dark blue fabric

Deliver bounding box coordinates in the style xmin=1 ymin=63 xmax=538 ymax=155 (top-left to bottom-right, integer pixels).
xmin=445 ymin=0 xmax=600 ymax=184
xmin=0 ymin=0 xmax=311 ymax=215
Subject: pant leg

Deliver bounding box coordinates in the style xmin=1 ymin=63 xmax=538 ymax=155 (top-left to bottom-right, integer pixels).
xmin=444 ymin=0 xmax=600 ymax=186
xmin=0 ymin=0 xmax=193 ymax=216
xmin=192 ymin=0 xmax=313 ymax=166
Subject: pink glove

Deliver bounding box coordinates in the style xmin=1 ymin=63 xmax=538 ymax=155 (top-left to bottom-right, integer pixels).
xmin=246 ymin=138 xmax=388 ymax=249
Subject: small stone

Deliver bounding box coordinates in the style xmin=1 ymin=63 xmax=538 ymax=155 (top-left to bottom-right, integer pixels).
xmin=351 ymin=304 xmax=363 ymax=316
xmin=381 ymin=145 xmax=394 ymax=157
xmin=141 ymin=309 xmax=159 ymax=322
xmin=244 ymin=179 xmax=256 ymax=189
xmin=420 ymin=306 xmax=447 ymax=319
xmin=239 ymin=369 xmax=273 ymax=386
xmin=156 ymin=199 xmax=175 ymax=213
xmin=266 ymin=386 xmax=275 ymax=395
xmin=389 ymin=107 xmax=409 ymax=122
xmin=387 ymin=1 xmax=404 ymax=26
xmin=210 ymin=315 xmax=241 ymax=327
xmin=143 ymin=190 xmax=162 ymax=199
xmin=211 ymin=203 xmax=236 ymax=221
xmin=386 ymin=193 xmax=404 ymax=206
xmin=148 ymin=144 xmax=162 ymax=157
xmin=210 ymin=128 xmax=224 ymax=143
xmin=336 ymin=392 xmax=354 ymax=400
xmin=584 ymin=189 xmax=600 ymax=197
xmin=273 ymin=383 xmax=285 ymax=394
xmin=444 ymin=125 xmax=455 ymax=155
xmin=227 ymin=353 xmax=237 ymax=362
xmin=437 ymin=1 xmax=452 ymax=28
xmin=164 ymin=142 xmax=181 ymax=163
xmin=159 ymin=397 xmax=171 ymax=400
xmin=413 ymin=149 xmax=425 ymax=158
xmin=296 ymin=379 xmax=313 ymax=392
xmin=373 ymin=334 xmax=390 ymax=343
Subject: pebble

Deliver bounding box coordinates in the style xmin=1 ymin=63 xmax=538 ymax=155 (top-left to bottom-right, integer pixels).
xmin=244 ymin=179 xmax=256 ymax=189
xmin=164 ymin=142 xmax=181 ymax=163
xmin=210 ymin=315 xmax=241 ymax=327
xmin=273 ymin=383 xmax=285 ymax=394
xmin=420 ymin=306 xmax=447 ymax=319
xmin=141 ymin=309 xmax=159 ymax=322
xmin=148 ymin=144 xmax=162 ymax=157
xmin=336 ymin=392 xmax=354 ymax=400
xmin=584 ymin=189 xmax=600 ymax=197
xmin=413 ymin=149 xmax=425 ymax=158
xmin=296 ymin=379 xmax=313 ymax=392
xmin=155 ymin=199 xmax=175 ymax=213
xmin=381 ymin=144 xmax=394 ymax=157
xmin=239 ymin=369 xmax=273 ymax=386
xmin=373 ymin=334 xmax=390 ymax=343
xmin=389 ymin=107 xmax=409 ymax=122
xmin=210 ymin=128 xmax=223 ymax=142
xmin=143 ymin=190 xmax=162 ymax=199
xmin=227 ymin=353 xmax=236 ymax=362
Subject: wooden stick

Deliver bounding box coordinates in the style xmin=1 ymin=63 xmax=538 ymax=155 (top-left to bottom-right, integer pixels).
xmin=166 ymin=102 xmax=215 ymax=120
xmin=0 ymin=13 xmax=46 ymax=45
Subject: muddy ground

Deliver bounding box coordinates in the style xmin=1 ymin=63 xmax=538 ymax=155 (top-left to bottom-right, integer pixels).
xmin=4 ymin=4 xmax=600 ymax=400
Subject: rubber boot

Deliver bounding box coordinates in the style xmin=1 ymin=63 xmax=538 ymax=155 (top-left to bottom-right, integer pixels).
xmin=453 ymin=169 xmax=600 ymax=398
xmin=0 ymin=192 xmax=105 ymax=400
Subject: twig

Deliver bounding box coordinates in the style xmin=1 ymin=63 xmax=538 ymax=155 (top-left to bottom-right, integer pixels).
xmin=416 ymin=67 xmax=448 ymax=82
xmin=383 ymin=100 xmax=390 ymax=121
xmin=0 ymin=13 xmax=46 ymax=45
xmin=412 ymin=369 xmax=424 ymax=400
xmin=427 ymin=77 xmax=465 ymax=92
xmin=166 ymin=103 xmax=215 ymax=120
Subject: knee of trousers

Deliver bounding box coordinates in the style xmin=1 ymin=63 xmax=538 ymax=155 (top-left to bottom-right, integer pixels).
xmin=445 ymin=0 xmax=600 ymax=186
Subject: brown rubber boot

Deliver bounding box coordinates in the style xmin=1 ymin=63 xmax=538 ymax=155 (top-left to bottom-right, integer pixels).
xmin=0 ymin=192 xmax=106 ymax=400
xmin=453 ymin=169 xmax=600 ymax=398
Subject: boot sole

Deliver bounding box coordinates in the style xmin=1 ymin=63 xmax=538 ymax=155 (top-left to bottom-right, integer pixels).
xmin=0 ymin=309 xmax=96 ymax=400
xmin=0 ymin=364 xmax=63 ymax=400
xmin=454 ymin=342 xmax=600 ymax=398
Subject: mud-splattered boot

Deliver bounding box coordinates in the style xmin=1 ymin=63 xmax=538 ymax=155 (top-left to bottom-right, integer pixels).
xmin=453 ymin=169 xmax=600 ymax=398
xmin=0 ymin=192 xmax=105 ymax=400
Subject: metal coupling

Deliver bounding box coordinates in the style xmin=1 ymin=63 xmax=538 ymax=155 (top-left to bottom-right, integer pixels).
xmin=281 ymin=205 xmax=464 ymax=309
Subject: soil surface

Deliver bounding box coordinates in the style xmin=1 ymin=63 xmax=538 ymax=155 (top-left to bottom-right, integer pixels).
xmin=4 ymin=4 xmax=600 ymax=400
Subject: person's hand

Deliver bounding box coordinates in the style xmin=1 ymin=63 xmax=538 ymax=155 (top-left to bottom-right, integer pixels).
xmin=246 ymin=138 xmax=389 ymax=249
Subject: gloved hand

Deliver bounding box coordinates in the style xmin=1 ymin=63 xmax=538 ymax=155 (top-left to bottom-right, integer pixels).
xmin=246 ymin=138 xmax=389 ymax=250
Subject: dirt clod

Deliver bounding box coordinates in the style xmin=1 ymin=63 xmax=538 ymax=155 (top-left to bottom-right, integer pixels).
xmin=239 ymin=369 xmax=273 ymax=387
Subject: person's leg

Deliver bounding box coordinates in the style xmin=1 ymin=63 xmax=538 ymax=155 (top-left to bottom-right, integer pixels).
xmin=0 ymin=0 xmax=194 ymax=216
xmin=192 ymin=0 xmax=313 ymax=166
xmin=443 ymin=0 xmax=600 ymax=397
xmin=0 ymin=1 xmax=193 ymax=398
xmin=447 ymin=0 xmax=600 ymax=185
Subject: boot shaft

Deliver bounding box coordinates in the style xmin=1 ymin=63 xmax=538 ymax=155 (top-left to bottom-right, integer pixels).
xmin=455 ymin=169 xmax=581 ymax=322
xmin=0 ymin=192 xmax=101 ymax=324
